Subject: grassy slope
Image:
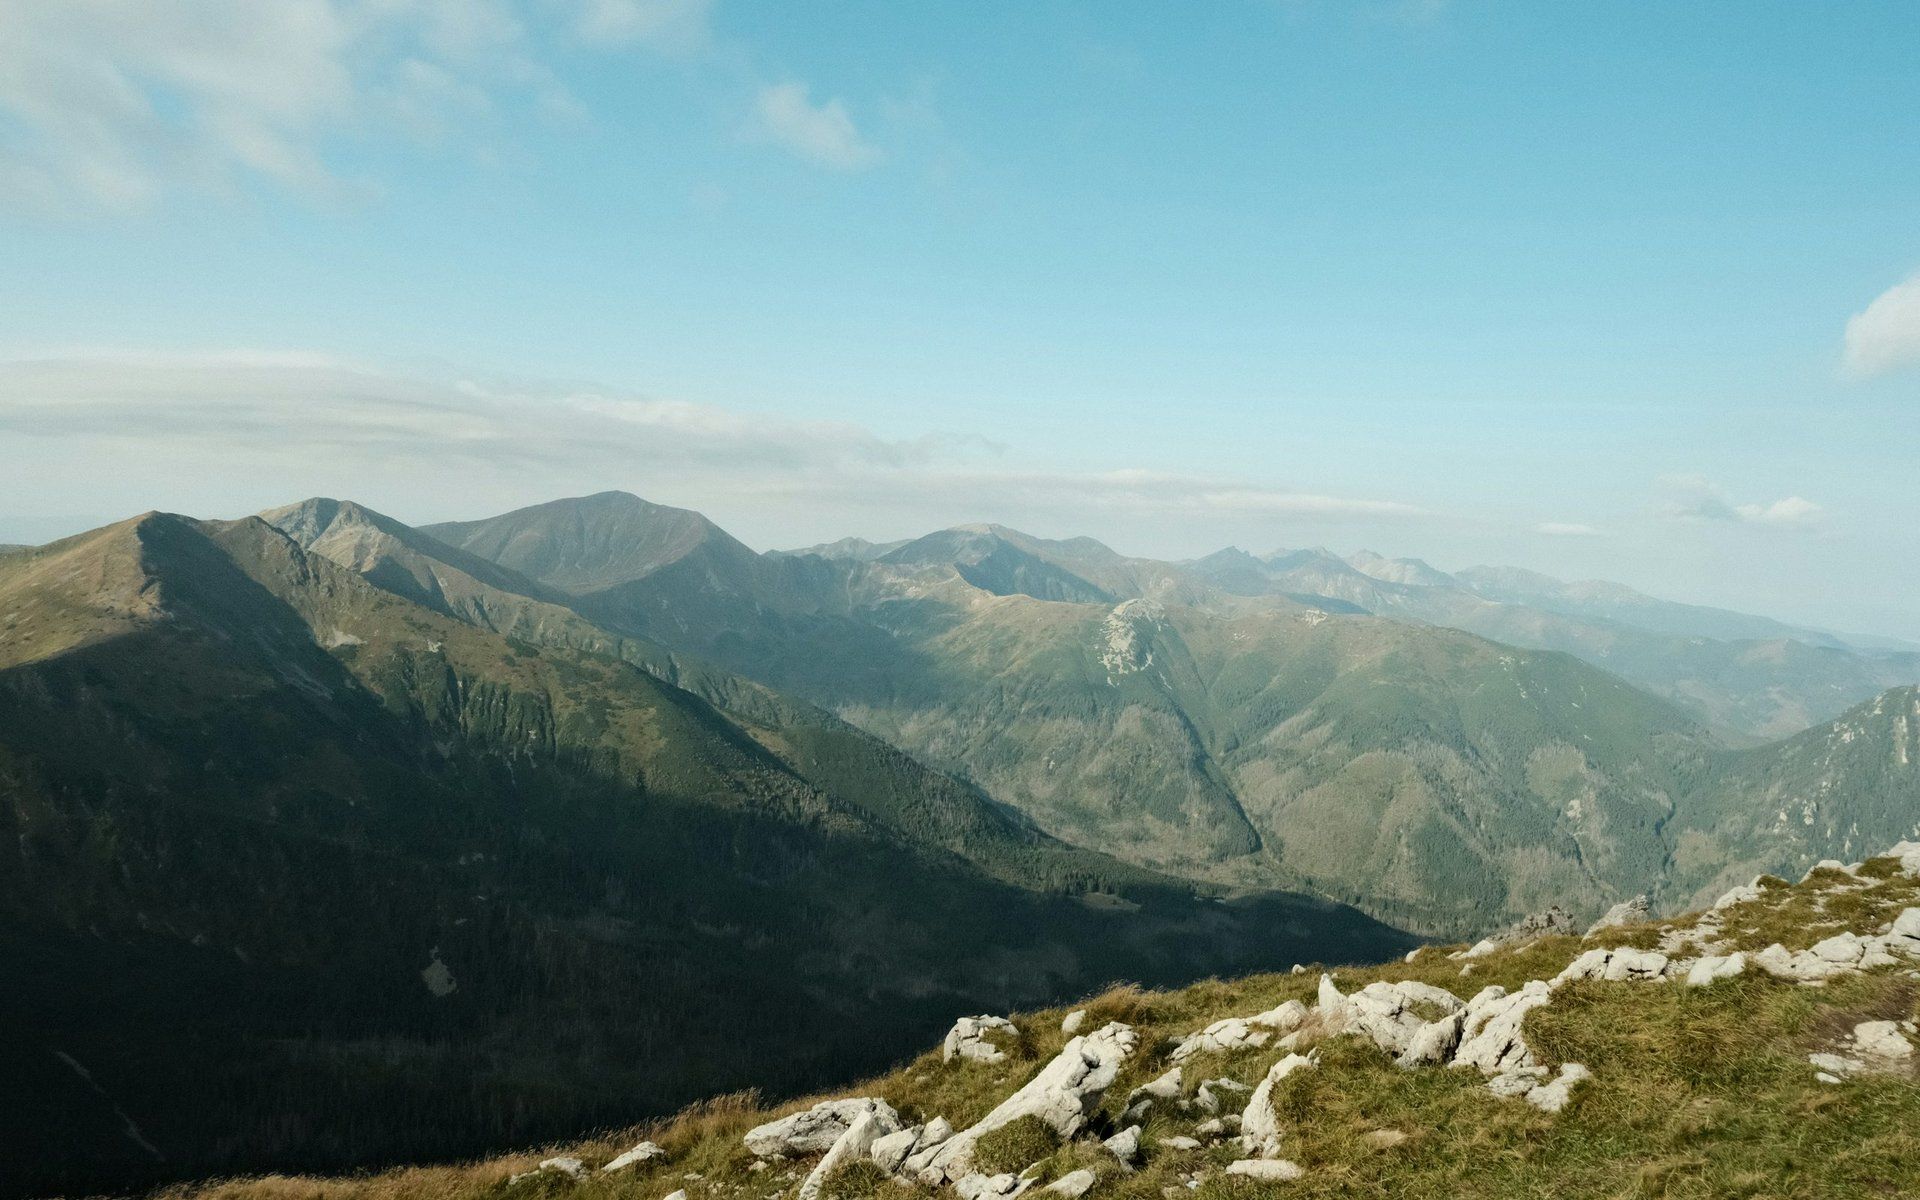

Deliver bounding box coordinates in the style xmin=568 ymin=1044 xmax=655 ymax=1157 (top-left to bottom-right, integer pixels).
xmin=161 ymin=855 xmax=1920 ymax=1200
xmin=0 ymin=514 xmax=1414 ymax=1199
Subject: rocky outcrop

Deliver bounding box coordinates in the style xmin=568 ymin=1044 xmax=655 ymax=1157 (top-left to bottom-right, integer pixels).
xmin=745 ymin=1098 xmax=900 ymax=1158
xmin=913 ymin=1023 xmax=1138 ymax=1185
xmin=1169 ymin=1001 xmax=1306 ymax=1061
xmin=944 ymin=1016 xmax=1019 ymax=1064
xmin=1587 ymin=895 xmax=1651 ymax=934
xmin=1238 ymin=1053 xmax=1316 ymax=1159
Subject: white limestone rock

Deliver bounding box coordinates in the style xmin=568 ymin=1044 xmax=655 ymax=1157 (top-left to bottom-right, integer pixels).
xmin=1395 ymin=1010 xmax=1465 ymax=1068
xmin=602 ymin=1142 xmax=665 ymax=1172
xmin=1061 ymin=1010 xmax=1088 ymax=1035
xmin=1101 ymin=1126 xmax=1142 ymax=1166
xmin=1451 ymin=982 xmax=1552 ymax=1077
xmin=1586 ymin=896 xmax=1650 ymax=935
xmin=533 ymin=1157 xmax=585 ymax=1180
xmin=946 ymin=1016 xmax=1020 ymax=1064
xmin=1851 ymin=1020 xmax=1915 ymax=1064
xmin=1523 ymin=1063 xmax=1592 ymax=1113
xmin=1044 ymin=1169 xmax=1097 ymax=1198
xmin=1225 ymin=1159 xmax=1303 ymax=1181
xmin=745 ymin=1097 xmax=900 ymax=1158
xmin=1158 ymin=1136 xmax=1201 ymax=1151
xmin=1238 ymin=1052 xmax=1316 ymax=1158
xmin=797 ymin=1112 xmax=884 ymax=1200
xmin=1685 ymin=953 xmax=1747 ymax=987
xmin=1169 ymin=1001 xmax=1306 ymax=1062
xmin=915 ymin=1023 xmax=1138 ymax=1184
xmin=1344 ymin=980 xmax=1464 ymax=1057
xmin=868 ymin=1127 xmax=923 ymax=1174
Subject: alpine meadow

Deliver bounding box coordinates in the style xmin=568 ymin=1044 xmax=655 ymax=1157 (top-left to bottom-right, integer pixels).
xmin=2 ymin=4 xmax=1918 ymax=1199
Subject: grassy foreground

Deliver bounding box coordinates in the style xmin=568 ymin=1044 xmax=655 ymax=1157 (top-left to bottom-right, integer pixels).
xmin=153 ymin=861 xmax=1920 ymax=1200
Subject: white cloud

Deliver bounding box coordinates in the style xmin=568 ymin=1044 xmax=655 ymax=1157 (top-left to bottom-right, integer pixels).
xmin=0 ymin=0 xmax=700 ymax=213
xmin=1842 ymin=273 xmax=1920 ymax=379
xmin=1535 ymin=522 xmax=1601 ymax=537
xmin=1660 ymin=476 xmax=1822 ymax=531
xmin=0 ymin=351 xmax=1425 ymax=539
xmin=750 ymin=82 xmax=879 ymax=170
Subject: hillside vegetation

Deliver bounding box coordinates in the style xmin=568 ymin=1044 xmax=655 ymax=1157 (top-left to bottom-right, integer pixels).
xmin=0 ymin=513 xmax=1410 ymax=1199
xmin=155 ymin=845 xmax=1920 ymax=1200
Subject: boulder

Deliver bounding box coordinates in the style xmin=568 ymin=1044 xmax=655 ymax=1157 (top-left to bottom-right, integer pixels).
xmin=1451 ymin=983 xmax=1552 ymax=1077
xmin=1586 ymin=896 xmax=1650 ymax=935
xmin=1170 ymin=1002 xmax=1306 ymax=1062
xmin=1884 ymin=841 xmax=1920 ymax=876
xmin=1851 ymin=1020 xmax=1915 ymax=1063
xmin=1395 ymin=1010 xmax=1465 ymax=1068
xmin=914 ymin=1023 xmax=1138 ymax=1184
xmin=868 ymin=1127 xmax=923 ymax=1174
xmin=1061 ymin=1010 xmax=1088 ymax=1035
xmin=745 ymin=1098 xmax=900 ymax=1158
xmin=1889 ymin=908 xmax=1920 ymax=951
xmin=1158 ymin=1136 xmax=1201 ymax=1151
xmin=796 ymin=1112 xmax=884 ymax=1200
xmin=602 ymin=1142 xmax=665 ymax=1172
xmin=533 ymin=1157 xmax=585 ymax=1180
xmin=1225 ymin=1159 xmax=1303 ymax=1181
xmin=1101 ymin=1125 xmax=1142 ymax=1166
xmin=1044 ymin=1169 xmax=1096 ymax=1198
xmin=945 ymin=1015 xmax=1019 ymax=1064
xmin=953 ymin=1173 xmax=1026 ymax=1200
xmin=1122 ymin=1066 xmax=1180 ymax=1120
xmin=1752 ymin=943 xmax=1845 ymax=984
xmin=1552 ymin=947 xmax=1667 ymax=986
xmin=1685 ymin=953 xmax=1747 ymax=987
xmin=1315 ymin=974 xmax=1350 ymax=1024
xmin=1712 ymin=880 xmax=1765 ymax=911
xmin=1344 ymin=980 xmax=1464 ymax=1057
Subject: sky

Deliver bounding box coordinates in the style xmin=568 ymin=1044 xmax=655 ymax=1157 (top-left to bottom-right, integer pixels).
xmin=1 ymin=1 xmax=1917 ymax=640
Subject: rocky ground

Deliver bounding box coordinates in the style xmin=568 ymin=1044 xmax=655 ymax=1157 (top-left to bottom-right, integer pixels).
xmin=160 ymin=845 xmax=1920 ymax=1200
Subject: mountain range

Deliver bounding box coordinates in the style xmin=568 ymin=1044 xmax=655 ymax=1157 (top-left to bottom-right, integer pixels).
xmin=4 ymin=490 xmax=1916 ymax=1196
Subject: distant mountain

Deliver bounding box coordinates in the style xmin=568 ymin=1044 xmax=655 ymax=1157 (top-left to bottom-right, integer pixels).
xmin=433 ymin=494 xmax=1919 ymax=935
xmin=0 ymin=509 xmax=1412 ymax=1197
xmin=1187 ymin=547 xmax=1920 ymax=740
xmin=1453 ymin=564 xmax=1854 ymax=649
xmin=777 ymin=535 xmax=912 ymax=561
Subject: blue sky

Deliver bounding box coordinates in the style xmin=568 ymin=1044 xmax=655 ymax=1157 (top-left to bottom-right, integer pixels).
xmin=1 ymin=0 xmax=1917 ymax=637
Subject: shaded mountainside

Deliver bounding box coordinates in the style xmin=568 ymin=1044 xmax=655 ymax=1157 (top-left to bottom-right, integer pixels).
xmin=143 ymin=846 xmax=1920 ymax=1200
xmin=0 ymin=513 xmax=1414 ymax=1200
xmin=432 ymin=494 xmax=1919 ymax=936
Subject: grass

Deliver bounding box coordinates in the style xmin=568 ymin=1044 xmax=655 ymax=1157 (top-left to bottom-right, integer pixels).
xmin=147 ymin=863 xmax=1920 ymax=1200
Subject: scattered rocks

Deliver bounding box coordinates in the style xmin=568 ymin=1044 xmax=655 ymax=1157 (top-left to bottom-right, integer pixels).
xmin=945 ymin=1016 xmax=1020 ymax=1064
xmin=745 ymin=1097 xmax=899 ymax=1158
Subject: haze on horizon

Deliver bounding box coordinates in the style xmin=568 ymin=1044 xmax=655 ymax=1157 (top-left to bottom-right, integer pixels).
xmin=0 ymin=1 xmax=1916 ymax=639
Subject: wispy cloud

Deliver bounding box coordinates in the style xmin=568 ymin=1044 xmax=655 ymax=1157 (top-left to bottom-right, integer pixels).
xmin=0 ymin=351 xmax=1425 ymax=537
xmin=1843 ymin=272 xmax=1920 ymax=379
xmin=0 ymin=0 xmax=705 ymax=214
xmin=750 ymin=82 xmax=880 ymax=170
xmin=1660 ymin=476 xmax=1822 ymax=531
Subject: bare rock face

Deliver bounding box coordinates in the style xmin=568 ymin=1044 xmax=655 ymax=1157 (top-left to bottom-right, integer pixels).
xmin=913 ymin=1023 xmax=1139 ymax=1185
xmin=1587 ymin=895 xmax=1651 ymax=935
xmin=1451 ymin=983 xmax=1553 ymax=1077
xmin=945 ymin=1016 xmax=1019 ymax=1064
xmin=796 ymin=1112 xmax=886 ymax=1200
xmin=745 ymin=1098 xmax=900 ymax=1158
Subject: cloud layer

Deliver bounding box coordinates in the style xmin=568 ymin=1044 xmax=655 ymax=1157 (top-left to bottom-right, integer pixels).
xmin=750 ymin=82 xmax=879 ymax=170
xmin=0 ymin=351 xmax=1427 ymax=543
xmin=1842 ymin=273 xmax=1920 ymax=378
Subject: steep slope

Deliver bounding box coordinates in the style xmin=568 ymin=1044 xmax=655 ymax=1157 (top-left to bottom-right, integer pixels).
xmin=1667 ymin=686 xmax=1920 ymax=904
xmin=0 ymin=514 xmax=1414 ymax=1199
xmin=138 ymin=845 xmax=1920 ymax=1200
xmin=1191 ymin=547 xmax=1920 ymax=739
